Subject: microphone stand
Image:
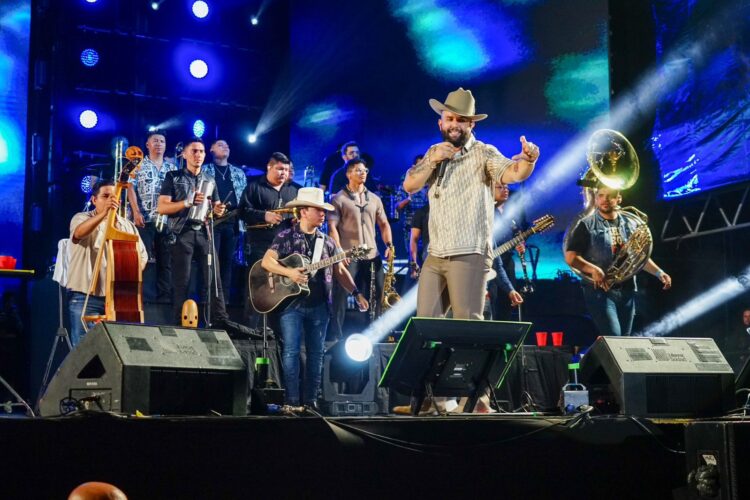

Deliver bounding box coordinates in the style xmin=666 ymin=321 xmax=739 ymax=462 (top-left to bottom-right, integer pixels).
xmin=204 ymin=207 xmax=221 ymax=328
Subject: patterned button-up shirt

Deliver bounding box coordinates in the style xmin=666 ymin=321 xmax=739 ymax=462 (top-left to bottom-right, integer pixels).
xmin=203 ymin=162 xmax=248 ymax=231
xmin=131 ymin=157 xmax=178 ymax=222
xmin=424 ymin=135 xmax=514 ymax=258
xmin=270 ymin=225 xmax=341 ymax=304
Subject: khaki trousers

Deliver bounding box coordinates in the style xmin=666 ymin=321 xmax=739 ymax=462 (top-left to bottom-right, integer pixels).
xmin=416 ymin=253 xmax=487 ymax=319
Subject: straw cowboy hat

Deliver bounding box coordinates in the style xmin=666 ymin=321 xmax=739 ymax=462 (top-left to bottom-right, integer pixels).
xmin=285 ymin=187 xmax=335 ymax=211
xmin=428 ymin=87 xmax=487 ymax=121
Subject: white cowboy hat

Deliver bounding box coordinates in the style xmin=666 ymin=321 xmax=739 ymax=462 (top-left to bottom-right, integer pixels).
xmin=428 ymin=87 xmax=488 ymax=121
xmin=285 ymin=187 xmax=335 ymax=211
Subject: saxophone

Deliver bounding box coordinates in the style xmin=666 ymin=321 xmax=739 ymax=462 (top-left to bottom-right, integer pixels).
xmin=381 ymin=246 xmax=401 ymax=311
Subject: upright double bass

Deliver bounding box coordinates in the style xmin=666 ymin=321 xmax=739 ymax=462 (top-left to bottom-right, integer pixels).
xmin=82 ymin=145 xmax=145 ymax=327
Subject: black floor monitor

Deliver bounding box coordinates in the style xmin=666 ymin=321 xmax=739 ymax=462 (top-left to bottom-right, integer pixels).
xmin=379 ymin=317 xmax=531 ymax=414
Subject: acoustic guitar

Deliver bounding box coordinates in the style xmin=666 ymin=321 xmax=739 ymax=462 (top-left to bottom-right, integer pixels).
xmin=249 ymin=244 xmax=369 ymax=313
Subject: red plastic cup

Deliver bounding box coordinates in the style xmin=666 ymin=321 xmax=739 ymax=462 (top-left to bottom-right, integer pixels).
xmin=535 ymin=331 xmax=548 ymax=347
xmin=551 ymin=331 xmax=564 ymax=347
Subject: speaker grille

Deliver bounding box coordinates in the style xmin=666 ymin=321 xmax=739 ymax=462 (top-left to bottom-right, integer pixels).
xmin=645 ymin=374 xmax=723 ymax=416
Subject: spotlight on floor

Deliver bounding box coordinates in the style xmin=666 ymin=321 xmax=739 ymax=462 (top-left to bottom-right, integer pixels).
xmin=79 ymin=110 xmax=98 ymax=129
xmin=189 ymin=59 xmax=208 ymax=79
xmin=344 ymin=334 xmax=373 ymax=362
xmin=247 ymin=133 xmax=258 ymax=144
xmin=192 ymin=1 xmax=209 ymax=19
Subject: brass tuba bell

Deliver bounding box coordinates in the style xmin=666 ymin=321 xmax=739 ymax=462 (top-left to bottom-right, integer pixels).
xmin=563 ymin=129 xmax=653 ymax=287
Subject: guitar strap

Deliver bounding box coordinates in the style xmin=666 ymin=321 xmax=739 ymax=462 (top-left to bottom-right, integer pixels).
xmin=312 ymin=233 xmax=324 ymax=264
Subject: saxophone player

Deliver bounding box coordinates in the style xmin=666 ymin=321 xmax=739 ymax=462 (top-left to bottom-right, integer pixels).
xmin=565 ymin=186 xmax=672 ymax=336
xmin=328 ymin=158 xmax=394 ymax=339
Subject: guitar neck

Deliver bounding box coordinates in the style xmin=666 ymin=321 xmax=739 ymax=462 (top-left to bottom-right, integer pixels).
xmin=492 ymin=228 xmax=535 ymax=259
xmin=306 ymin=251 xmax=349 ymax=272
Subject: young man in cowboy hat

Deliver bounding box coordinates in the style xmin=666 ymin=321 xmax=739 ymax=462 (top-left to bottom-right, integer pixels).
xmin=261 ymin=187 xmax=368 ymax=408
xmin=400 ymin=87 xmax=540 ymax=413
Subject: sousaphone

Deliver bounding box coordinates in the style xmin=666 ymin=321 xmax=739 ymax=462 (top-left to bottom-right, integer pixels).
xmin=563 ymin=129 xmax=653 ymax=288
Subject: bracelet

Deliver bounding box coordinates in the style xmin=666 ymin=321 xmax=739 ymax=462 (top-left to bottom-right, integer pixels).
xmin=655 ymin=270 xmax=665 ymax=279
xmin=351 ymin=288 xmax=360 ymax=297
xmin=183 ymin=199 xmax=190 ymax=209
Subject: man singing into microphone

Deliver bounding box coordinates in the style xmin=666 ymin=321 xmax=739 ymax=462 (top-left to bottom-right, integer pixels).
xmin=403 ymin=88 xmax=540 ymax=321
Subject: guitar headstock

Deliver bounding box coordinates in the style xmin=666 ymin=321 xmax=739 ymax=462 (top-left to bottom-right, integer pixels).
xmin=120 ymin=146 xmax=144 ymax=182
xmin=348 ymin=244 xmax=370 ymax=261
xmin=531 ymin=214 xmax=555 ymax=234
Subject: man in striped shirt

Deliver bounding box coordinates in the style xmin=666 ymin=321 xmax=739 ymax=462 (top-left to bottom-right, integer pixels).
xmin=403 ymin=88 xmax=540 ymax=322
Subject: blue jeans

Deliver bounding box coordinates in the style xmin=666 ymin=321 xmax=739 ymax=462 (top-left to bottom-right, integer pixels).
xmin=279 ymin=301 xmax=330 ymax=405
xmin=582 ymin=286 xmax=635 ymax=336
xmin=67 ymin=291 xmax=106 ymax=347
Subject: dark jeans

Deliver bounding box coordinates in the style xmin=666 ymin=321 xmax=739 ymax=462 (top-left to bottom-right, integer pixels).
xmin=67 ymin=291 xmax=105 ymax=347
xmin=171 ymin=228 xmax=229 ymax=325
xmin=488 ymin=281 xmax=514 ymax=321
xmin=279 ymin=301 xmax=329 ymax=405
xmin=582 ymin=285 xmax=636 ymax=336
xmin=330 ymin=257 xmax=384 ymax=340
xmin=138 ymin=221 xmax=172 ymax=302
xmin=214 ymin=223 xmax=238 ymax=305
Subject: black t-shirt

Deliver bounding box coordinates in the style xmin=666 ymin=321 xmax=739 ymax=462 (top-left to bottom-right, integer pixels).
xmin=412 ymin=205 xmax=430 ymax=250
xmin=567 ymin=218 xmax=634 ymax=290
xmin=303 ymin=232 xmax=326 ymax=306
xmin=211 ymin=164 xmax=237 ymax=209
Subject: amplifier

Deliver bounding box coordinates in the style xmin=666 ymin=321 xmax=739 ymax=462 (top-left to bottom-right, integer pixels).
xmin=580 ymin=336 xmax=734 ymax=417
xmin=39 ymin=322 xmax=247 ymax=416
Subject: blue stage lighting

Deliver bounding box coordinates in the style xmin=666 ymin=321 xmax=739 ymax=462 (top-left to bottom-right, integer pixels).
xmin=85 ymin=0 xmax=98 ymax=3
xmin=247 ymin=133 xmax=257 ymax=144
xmin=344 ymin=334 xmax=373 ymax=362
xmin=192 ymin=119 xmax=205 ymax=138
xmin=80 ymin=175 xmax=98 ymax=194
xmin=79 ymin=110 xmax=98 ymax=129
xmin=192 ymin=1 xmax=209 ymax=19
xmin=251 ymin=16 xmax=259 ymax=26
xmin=80 ymin=48 xmax=99 ymax=67
xmin=189 ymin=59 xmax=208 ymax=79
xmin=151 ymin=2 xmax=159 ymax=10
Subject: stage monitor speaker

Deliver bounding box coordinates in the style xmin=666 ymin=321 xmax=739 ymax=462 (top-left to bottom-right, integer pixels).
xmin=579 ymin=336 xmax=734 ymax=417
xmin=39 ymin=322 xmax=247 ymax=417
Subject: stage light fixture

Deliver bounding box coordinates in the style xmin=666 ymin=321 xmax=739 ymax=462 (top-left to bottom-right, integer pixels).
xmin=247 ymin=133 xmax=257 ymax=144
xmin=150 ymin=2 xmax=159 ymax=10
xmin=80 ymin=175 xmax=98 ymax=194
xmin=251 ymin=16 xmax=259 ymax=26
xmin=344 ymin=334 xmax=373 ymax=362
xmin=189 ymin=59 xmax=208 ymax=79
xmin=148 ymin=125 xmax=157 ymax=132
xmin=80 ymin=48 xmax=99 ymax=67
xmin=79 ymin=110 xmax=98 ymax=129
xmin=192 ymin=1 xmax=209 ymax=19
xmin=192 ymin=119 xmax=205 ymax=138
xmin=85 ymin=0 xmax=98 ymax=3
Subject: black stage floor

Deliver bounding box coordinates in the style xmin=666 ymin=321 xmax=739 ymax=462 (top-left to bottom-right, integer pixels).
xmin=0 ymin=412 xmax=689 ymax=499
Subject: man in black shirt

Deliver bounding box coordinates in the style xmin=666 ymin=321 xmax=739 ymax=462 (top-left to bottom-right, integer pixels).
xmin=238 ymin=152 xmax=300 ymax=327
xmin=157 ymin=137 xmax=230 ymax=326
xmin=203 ymin=139 xmax=247 ymax=304
xmin=565 ymin=186 xmax=672 ymax=336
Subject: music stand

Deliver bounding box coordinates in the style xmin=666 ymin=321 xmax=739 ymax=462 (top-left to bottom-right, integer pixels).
xmin=379 ymin=317 xmax=530 ymax=414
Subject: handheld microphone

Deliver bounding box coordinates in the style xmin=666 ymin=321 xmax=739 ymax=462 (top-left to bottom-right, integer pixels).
xmin=434 ymin=160 xmax=449 ymax=198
